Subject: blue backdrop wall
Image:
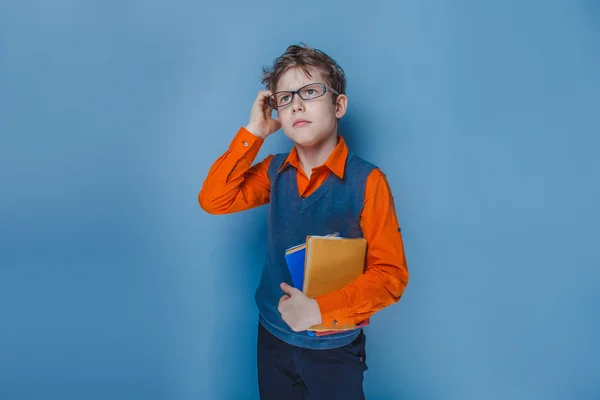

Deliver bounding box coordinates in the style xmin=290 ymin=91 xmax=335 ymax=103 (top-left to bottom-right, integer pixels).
xmin=1 ymin=1 xmax=599 ymax=399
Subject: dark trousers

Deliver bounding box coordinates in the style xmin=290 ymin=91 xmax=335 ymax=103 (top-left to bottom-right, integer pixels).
xmin=257 ymin=322 xmax=368 ymax=400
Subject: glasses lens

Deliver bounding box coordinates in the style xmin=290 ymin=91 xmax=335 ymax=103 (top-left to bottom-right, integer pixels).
xmin=300 ymin=84 xmax=325 ymax=100
xmin=273 ymin=92 xmax=292 ymax=108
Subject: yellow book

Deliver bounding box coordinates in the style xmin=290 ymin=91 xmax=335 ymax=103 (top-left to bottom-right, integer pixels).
xmin=302 ymin=235 xmax=368 ymax=332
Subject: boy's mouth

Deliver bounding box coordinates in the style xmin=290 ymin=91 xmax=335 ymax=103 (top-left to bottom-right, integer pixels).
xmin=293 ymin=119 xmax=311 ymax=127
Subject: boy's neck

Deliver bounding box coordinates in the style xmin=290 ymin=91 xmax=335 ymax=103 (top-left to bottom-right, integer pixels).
xmin=295 ymin=132 xmax=338 ymax=179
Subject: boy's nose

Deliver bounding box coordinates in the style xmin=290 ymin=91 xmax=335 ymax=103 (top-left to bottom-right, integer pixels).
xmin=291 ymin=94 xmax=305 ymax=112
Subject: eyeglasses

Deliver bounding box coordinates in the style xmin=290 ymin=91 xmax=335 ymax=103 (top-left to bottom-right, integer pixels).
xmin=267 ymin=83 xmax=339 ymax=109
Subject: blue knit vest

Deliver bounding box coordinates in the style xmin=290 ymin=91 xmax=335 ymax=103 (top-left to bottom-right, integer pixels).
xmin=254 ymin=149 xmax=377 ymax=349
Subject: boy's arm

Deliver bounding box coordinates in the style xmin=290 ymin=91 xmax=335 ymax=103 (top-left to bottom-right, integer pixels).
xmin=199 ymin=90 xmax=281 ymax=214
xmin=314 ymin=169 xmax=409 ymax=326
xmin=198 ymin=127 xmax=273 ymax=214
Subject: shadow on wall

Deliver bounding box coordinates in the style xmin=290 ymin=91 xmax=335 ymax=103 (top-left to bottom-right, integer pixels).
xmin=339 ymin=106 xmax=372 ymax=157
xmin=207 ymin=207 xmax=269 ymax=399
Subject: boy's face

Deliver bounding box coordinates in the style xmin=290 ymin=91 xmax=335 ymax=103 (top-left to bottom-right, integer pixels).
xmin=274 ymin=67 xmax=347 ymax=148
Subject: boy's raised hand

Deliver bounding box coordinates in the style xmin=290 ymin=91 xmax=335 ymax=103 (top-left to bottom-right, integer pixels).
xmin=245 ymin=90 xmax=281 ymax=139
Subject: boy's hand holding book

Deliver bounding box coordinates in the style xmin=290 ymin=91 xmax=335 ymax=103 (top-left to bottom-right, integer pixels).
xmin=284 ymin=234 xmax=370 ymax=335
xmin=278 ymin=282 xmax=323 ymax=332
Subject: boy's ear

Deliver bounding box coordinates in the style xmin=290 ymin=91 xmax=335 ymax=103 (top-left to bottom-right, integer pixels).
xmin=335 ymin=94 xmax=348 ymax=119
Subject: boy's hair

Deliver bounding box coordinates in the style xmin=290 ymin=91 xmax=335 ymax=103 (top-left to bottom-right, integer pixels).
xmin=261 ymin=43 xmax=346 ymax=99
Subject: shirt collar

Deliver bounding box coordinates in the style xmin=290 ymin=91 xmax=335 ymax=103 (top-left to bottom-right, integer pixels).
xmin=278 ymin=135 xmax=349 ymax=179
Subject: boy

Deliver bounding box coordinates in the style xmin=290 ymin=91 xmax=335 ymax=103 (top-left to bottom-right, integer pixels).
xmin=199 ymin=43 xmax=409 ymax=400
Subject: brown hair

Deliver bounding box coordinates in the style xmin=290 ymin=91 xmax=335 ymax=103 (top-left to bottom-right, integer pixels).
xmin=261 ymin=43 xmax=346 ymax=99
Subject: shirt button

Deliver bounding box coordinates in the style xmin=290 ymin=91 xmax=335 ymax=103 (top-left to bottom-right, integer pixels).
xmin=243 ymin=141 xmax=249 ymax=147
xmin=332 ymin=320 xmax=337 ymax=325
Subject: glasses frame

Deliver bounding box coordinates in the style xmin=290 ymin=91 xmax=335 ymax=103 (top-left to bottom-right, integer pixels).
xmin=267 ymin=83 xmax=340 ymax=109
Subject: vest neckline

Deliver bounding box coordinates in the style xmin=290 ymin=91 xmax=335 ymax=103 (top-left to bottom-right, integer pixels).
xmin=289 ymin=168 xmax=338 ymax=209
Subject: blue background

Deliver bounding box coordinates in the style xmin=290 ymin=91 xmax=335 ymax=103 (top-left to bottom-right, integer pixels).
xmin=1 ymin=1 xmax=599 ymax=399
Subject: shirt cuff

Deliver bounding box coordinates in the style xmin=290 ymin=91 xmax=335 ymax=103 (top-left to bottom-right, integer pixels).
xmin=229 ymin=126 xmax=264 ymax=154
xmin=315 ymin=292 xmax=350 ymax=326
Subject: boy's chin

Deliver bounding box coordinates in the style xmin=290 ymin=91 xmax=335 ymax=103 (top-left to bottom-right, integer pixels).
xmin=288 ymin=131 xmax=332 ymax=148
xmin=293 ymin=136 xmax=317 ymax=147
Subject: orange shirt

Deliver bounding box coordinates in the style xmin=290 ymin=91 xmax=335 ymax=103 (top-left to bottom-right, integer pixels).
xmin=199 ymin=127 xmax=409 ymax=326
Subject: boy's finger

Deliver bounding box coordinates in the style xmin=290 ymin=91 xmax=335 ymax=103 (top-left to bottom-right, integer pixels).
xmin=280 ymin=282 xmax=300 ymax=296
xmin=278 ymin=295 xmax=290 ymax=312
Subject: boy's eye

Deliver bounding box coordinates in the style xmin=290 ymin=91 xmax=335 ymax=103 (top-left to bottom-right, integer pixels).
xmin=305 ymin=89 xmax=315 ymax=95
xmin=280 ymin=95 xmax=290 ymax=103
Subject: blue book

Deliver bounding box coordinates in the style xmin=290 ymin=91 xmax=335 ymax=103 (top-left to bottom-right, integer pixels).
xmin=284 ymin=243 xmax=307 ymax=290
